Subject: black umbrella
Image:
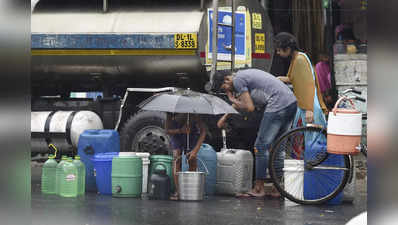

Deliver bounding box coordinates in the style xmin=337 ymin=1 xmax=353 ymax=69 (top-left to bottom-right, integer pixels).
xmin=138 ymin=88 xmax=239 ymax=149
xmin=138 ymin=88 xmax=238 ymax=115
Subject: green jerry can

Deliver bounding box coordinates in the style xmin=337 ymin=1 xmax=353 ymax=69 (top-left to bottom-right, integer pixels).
xmin=55 ymin=155 xmax=68 ymax=195
xmin=112 ymin=156 xmax=142 ymax=197
xmin=59 ymin=158 xmax=78 ymax=197
xmin=149 ymin=155 xmax=174 ymax=192
xmin=73 ymin=155 xmax=86 ymax=195
xmin=41 ymin=154 xmax=58 ymax=194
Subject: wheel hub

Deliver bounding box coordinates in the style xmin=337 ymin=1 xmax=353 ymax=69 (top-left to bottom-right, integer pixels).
xmin=132 ymin=126 xmax=170 ymax=154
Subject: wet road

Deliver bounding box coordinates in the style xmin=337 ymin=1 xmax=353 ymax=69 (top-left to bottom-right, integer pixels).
xmin=31 ymin=166 xmax=366 ymax=225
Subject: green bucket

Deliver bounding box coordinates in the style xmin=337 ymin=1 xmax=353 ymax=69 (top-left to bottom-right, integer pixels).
xmin=149 ymin=155 xmax=174 ymax=191
xmin=112 ymin=156 xmax=142 ymax=197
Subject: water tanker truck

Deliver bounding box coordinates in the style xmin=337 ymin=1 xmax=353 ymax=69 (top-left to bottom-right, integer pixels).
xmin=31 ymin=0 xmax=275 ymax=156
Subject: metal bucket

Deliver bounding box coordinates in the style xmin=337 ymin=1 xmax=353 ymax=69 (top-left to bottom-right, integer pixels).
xmin=177 ymin=157 xmax=209 ymax=201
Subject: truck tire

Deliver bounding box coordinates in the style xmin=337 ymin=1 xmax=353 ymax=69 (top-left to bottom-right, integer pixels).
xmin=120 ymin=110 xmax=171 ymax=153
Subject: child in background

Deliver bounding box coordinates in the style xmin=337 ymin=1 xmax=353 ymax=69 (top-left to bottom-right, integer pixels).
xmin=165 ymin=113 xmax=206 ymax=200
xmin=315 ymin=53 xmax=333 ymax=110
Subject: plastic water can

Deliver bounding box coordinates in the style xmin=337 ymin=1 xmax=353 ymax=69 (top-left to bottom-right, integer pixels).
xmin=59 ymin=159 xmax=78 ymax=197
xmin=119 ymin=152 xmax=150 ymax=194
xmin=93 ymin=152 xmax=119 ymax=195
xmin=73 ymin=155 xmax=86 ymax=195
xmin=304 ymin=140 xmax=343 ymax=204
xmin=77 ymin=129 xmax=120 ymax=192
xmin=112 ymin=156 xmax=142 ymax=197
xmin=41 ymin=155 xmax=58 ymax=194
xmin=327 ymin=98 xmax=362 ymax=155
xmin=149 ymin=168 xmax=171 ymax=200
xmin=283 ymin=160 xmax=304 ymax=206
xmin=55 ymin=156 xmax=68 ymax=195
xmin=216 ymin=149 xmax=253 ymax=195
xmin=149 ymin=155 xmax=174 ymax=192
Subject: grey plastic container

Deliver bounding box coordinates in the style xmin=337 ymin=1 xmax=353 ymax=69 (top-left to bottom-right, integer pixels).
xmin=216 ymin=148 xmax=253 ymax=195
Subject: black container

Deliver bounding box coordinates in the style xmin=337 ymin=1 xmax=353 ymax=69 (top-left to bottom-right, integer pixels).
xmin=148 ymin=169 xmax=171 ymax=200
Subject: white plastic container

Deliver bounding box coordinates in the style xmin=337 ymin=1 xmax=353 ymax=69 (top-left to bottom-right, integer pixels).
xmin=216 ymin=130 xmax=253 ymax=195
xmin=216 ymin=148 xmax=253 ymax=195
xmin=283 ymin=160 xmax=304 ymax=206
xmin=327 ymin=98 xmax=362 ymax=155
xmin=343 ymin=165 xmax=356 ymax=203
xmin=119 ymin=152 xmax=150 ymax=193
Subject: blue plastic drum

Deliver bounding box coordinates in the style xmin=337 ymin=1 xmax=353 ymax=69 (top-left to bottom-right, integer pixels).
xmin=77 ymin=129 xmax=120 ymax=192
xmin=303 ymin=140 xmax=344 ymax=204
xmin=93 ymin=152 xmax=119 ymax=195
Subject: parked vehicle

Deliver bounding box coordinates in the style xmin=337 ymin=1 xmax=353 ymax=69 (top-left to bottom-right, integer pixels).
xmin=31 ymin=0 xmax=275 ymax=155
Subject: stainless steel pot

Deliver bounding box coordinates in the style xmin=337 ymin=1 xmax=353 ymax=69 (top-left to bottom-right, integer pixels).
xmin=176 ymin=157 xmax=209 ymax=201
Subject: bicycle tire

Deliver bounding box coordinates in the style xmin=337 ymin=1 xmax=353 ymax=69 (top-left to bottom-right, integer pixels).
xmin=269 ymin=125 xmax=351 ymax=205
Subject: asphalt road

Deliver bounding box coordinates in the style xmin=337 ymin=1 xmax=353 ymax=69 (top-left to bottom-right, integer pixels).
xmin=31 ymin=164 xmax=367 ymax=225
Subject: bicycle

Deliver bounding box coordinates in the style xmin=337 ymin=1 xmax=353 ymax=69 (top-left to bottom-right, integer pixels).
xmin=268 ymin=88 xmax=367 ymax=205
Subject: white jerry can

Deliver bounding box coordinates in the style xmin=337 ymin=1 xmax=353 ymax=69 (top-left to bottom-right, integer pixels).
xmin=216 ymin=148 xmax=253 ymax=195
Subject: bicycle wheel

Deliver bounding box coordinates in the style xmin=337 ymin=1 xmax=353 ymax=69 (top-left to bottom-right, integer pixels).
xmin=269 ymin=125 xmax=351 ymax=205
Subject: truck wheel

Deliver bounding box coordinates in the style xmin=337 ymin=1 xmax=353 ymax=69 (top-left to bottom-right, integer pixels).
xmin=120 ymin=110 xmax=171 ymax=153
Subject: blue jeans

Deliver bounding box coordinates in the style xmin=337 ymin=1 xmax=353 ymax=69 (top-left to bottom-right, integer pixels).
xmin=254 ymin=102 xmax=297 ymax=180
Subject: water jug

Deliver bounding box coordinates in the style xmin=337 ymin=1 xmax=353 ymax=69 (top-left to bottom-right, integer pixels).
xmin=149 ymin=155 xmax=174 ymax=191
xmin=327 ymin=98 xmax=362 ymax=155
xmin=41 ymin=154 xmax=58 ymax=194
xmin=303 ymin=140 xmax=343 ymax=204
xmin=60 ymin=159 xmax=78 ymax=197
xmin=119 ymin=152 xmax=150 ymax=193
xmin=56 ymin=155 xmax=68 ymax=195
xmin=182 ymin=144 xmax=217 ymax=195
xmin=77 ymin=129 xmax=120 ymax=192
xmin=73 ymin=155 xmax=86 ymax=195
xmin=197 ymin=144 xmax=217 ymax=195
xmin=112 ymin=156 xmax=142 ymax=197
xmin=283 ymin=160 xmax=304 ymax=206
xmin=93 ymin=152 xmax=119 ymax=195
xmin=216 ymin=149 xmax=253 ymax=195
xmin=149 ymin=167 xmax=171 ymax=200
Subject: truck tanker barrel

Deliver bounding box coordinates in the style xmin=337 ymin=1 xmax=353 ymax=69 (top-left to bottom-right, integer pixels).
xmin=31 ymin=0 xmax=275 ymax=153
xmin=31 ymin=111 xmax=104 ymax=154
xmin=31 ymin=0 xmax=274 ymax=96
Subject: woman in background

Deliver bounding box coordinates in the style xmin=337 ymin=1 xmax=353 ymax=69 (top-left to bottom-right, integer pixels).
xmin=274 ymin=32 xmax=327 ymax=128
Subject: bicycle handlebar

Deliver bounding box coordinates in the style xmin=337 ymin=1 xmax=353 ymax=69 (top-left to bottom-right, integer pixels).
xmin=342 ymin=87 xmax=362 ymax=95
xmin=354 ymin=96 xmax=366 ymax=102
xmin=351 ymin=88 xmax=362 ymax=95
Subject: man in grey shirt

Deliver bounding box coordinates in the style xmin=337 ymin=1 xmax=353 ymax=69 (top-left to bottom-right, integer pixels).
xmin=217 ymin=69 xmax=297 ymax=198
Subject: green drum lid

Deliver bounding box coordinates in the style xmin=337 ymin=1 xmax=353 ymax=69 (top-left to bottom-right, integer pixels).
xmin=149 ymin=155 xmax=173 ymax=162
